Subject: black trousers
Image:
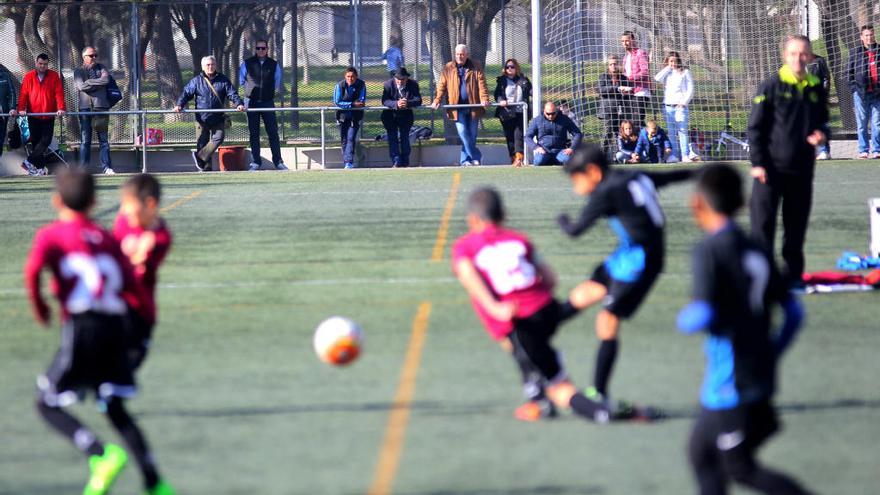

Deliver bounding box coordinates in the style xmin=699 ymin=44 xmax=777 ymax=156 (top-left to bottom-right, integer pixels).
xmin=602 ymin=115 xmax=623 ymax=155
xmin=27 ymin=117 xmax=55 ymax=166
xmin=500 ymin=116 xmax=524 ymax=158
xmin=0 ymin=116 xmax=7 ymax=157
xmin=750 ymin=171 xmax=813 ymax=283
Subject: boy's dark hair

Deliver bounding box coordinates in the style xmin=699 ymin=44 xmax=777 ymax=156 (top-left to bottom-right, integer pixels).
xmin=345 ymin=66 xmax=358 ymax=76
xmin=55 ymin=168 xmax=95 ymax=212
xmin=564 ymin=142 xmax=609 ymax=175
xmin=468 ymin=187 xmax=505 ymax=223
xmin=123 ymin=173 xmax=162 ymax=203
xmin=696 ymin=163 xmax=743 ymax=216
xmin=36 ymin=53 xmax=49 ymax=62
xmin=860 ymin=24 xmax=874 ymax=33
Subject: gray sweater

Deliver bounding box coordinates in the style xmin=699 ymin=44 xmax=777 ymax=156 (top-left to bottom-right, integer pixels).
xmin=74 ymin=63 xmax=110 ymax=110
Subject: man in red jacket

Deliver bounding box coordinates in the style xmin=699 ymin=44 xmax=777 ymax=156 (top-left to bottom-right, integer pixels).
xmin=11 ymin=53 xmax=66 ymax=176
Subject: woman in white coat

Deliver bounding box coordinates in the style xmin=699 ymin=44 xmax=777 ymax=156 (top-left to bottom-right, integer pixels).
xmin=654 ymin=51 xmax=700 ymax=162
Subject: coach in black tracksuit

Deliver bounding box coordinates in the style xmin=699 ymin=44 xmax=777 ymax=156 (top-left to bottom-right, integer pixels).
xmin=748 ymin=36 xmax=829 ymax=287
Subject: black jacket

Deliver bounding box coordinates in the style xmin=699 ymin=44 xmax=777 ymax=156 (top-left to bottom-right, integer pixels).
xmin=381 ymin=78 xmax=422 ymax=127
xmin=176 ymin=71 xmax=243 ymax=127
xmin=493 ymin=75 xmax=532 ymax=119
xmin=748 ymin=66 xmax=829 ymax=176
xmin=241 ymin=56 xmax=279 ymax=102
xmin=847 ymin=43 xmax=880 ymax=97
xmin=597 ymin=72 xmax=633 ymax=120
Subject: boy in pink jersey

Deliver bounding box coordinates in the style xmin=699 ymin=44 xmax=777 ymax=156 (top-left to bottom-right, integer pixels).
xmin=452 ymin=186 xmax=610 ymax=423
xmin=24 ymin=169 xmax=175 ymax=495
xmin=113 ymin=174 xmax=173 ymax=370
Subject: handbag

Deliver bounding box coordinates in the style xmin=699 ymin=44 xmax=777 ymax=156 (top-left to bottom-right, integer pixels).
xmin=204 ymin=76 xmax=233 ymax=129
xmin=497 ymin=105 xmax=518 ymax=122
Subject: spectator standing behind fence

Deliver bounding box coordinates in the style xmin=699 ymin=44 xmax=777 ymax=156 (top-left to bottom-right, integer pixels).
xmin=74 ymin=46 xmax=114 ymax=175
xmin=749 ymin=35 xmax=828 ymax=288
xmin=431 ymin=44 xmax=490 ymax=166
xmin=616 ymin=119 xmax=639 ymax=163
xmin=494 ymin=58 xmax=532 ymax=167
xmin=598 ymin=55 xmax=633 ymax=155
xmin=381 ymin=67 xmax=422 ymax=167
xmin=621 ymin=31 xmax=651 ymax=126
xmin=240 ymin=40 xmax=287 ymax=171
xmin=0 ymin=63 xmax=16 ymax=159
xmin=334 ymin=66 xmax=366 ymax=169
xmin=12 ymin=53 xmax=65 ymax=176
xmin=633 ymin=120 xmax=672 ymax=163
xmin=807 ymin=53 xmax=831 ymax=160
xmin=847 ymin=24 xmax=880 ymax=159
xmin=654 ymin=51 xmax=699 ymax=163
xmin=382 ymin=39 xmax=405 ymax=78
xmin=526 ymin=101 xmax=582 ymax=166
xmin=174 ymin=55 xmax=245 ymax=172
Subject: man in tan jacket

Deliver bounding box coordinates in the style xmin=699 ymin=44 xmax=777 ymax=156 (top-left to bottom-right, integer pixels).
xmin=431 ymin=44 xmax=490 ymax=166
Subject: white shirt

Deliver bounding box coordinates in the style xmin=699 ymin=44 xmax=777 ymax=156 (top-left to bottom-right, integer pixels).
xmin=654 ymin=67 xmax=694 ymax=106
xmin=501 ymin=78 xmax=524 ymax=112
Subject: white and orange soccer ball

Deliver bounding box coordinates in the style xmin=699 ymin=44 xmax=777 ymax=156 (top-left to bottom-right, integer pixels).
xmin=313 ymin=316 xmax=363 ymax=366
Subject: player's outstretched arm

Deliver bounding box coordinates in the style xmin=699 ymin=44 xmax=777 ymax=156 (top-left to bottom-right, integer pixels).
xmin=454 ymin=258 xmax=517 ymax=322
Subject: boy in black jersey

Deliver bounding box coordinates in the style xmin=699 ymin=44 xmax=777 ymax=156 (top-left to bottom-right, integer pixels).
xmin=678 ymin=163 xmax=810 ymax=495
xmin=557 ymin=143 xmax=692 ymax=411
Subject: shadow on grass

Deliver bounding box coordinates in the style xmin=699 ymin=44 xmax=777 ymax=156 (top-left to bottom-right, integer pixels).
xmin=393 ymin=486 xmax=605 ymax=495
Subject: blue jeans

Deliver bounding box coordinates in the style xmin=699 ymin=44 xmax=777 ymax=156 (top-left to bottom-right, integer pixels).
xmin=532 ymin=148 xmax=571 ymax=166
xmin=664 ymin=105 xmax=691 ymax=159
xmin=385 ymin=121 xmax=412 ymax=165
xmin=853 ymin=91 xmax=880 ymax=154
xmin=339 ymin=119 xmax=360 ymax=164
xmin=79 ymin=111 xmax=111 ymax=171
xmin=454 ymin=112 xmax=481 ymax=164
xmin=246 ymin=100 xmax=282 ymax=165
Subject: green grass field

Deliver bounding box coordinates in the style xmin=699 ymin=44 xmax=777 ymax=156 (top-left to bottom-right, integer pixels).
xmin=1 ymin=162 xmax=878 ymax=494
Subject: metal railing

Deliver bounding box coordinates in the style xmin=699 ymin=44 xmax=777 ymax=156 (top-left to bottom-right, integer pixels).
xmin=14 ymin=102 xmax=530 ymax=172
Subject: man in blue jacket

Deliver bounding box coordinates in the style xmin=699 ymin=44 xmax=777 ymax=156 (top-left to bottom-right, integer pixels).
xmin=847 ymin=24 xmax=880 ymax=159
xmin=381 ymin=67 xmax=422 ymax=167
xmin=174 ymin=55 xmax=245 ymax=172
xmin=526 ymin=101 xmax=582 ymax=166
xmin=334 ymin=67 xmax=367 ymax=169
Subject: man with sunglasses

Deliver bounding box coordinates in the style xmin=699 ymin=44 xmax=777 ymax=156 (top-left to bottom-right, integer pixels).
xmin=525 ymin=101 xmax=582 ymax=166
xmin=74 ymin=47 xmax=114 ymax=174
xmin=239 ymin=40 xmax=286 ymax=171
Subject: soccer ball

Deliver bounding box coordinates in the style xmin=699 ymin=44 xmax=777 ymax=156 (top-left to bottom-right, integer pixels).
xmin=313 ymin=316 xmax=363 ymax=366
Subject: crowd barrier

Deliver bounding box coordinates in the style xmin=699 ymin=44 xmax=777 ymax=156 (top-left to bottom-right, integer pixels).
xmin=17 ymin=102 xmax=530 ymax=172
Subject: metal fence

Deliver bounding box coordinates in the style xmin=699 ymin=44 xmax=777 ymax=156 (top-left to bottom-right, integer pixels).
xmin=0 ymin=0 xmax=877 ymax=156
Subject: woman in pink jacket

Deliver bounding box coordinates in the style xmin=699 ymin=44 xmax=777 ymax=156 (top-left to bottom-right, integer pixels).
xmin=621 ymin=31 xmax=651 ymax=127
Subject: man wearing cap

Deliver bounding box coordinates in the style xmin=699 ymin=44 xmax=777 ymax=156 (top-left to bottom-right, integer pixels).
xmin=381 ymin=67 xmax=422 ymax=167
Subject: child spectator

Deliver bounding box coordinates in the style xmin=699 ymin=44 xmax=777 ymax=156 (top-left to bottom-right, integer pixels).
xmin=634 ymin=120 xmax=673 ymax=163
xmin=616 ymin=120 xmax=639 ymax=163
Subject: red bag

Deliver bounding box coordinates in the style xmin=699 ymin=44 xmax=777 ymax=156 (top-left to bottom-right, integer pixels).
xmin=136 ymin=128 xmax=164 ymax=146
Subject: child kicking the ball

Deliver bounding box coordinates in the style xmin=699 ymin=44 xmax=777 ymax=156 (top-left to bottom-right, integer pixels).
xmin=452 ymin=186 xmax=610 ymax=423
xmin=678 ymin=163 xmax=811 ymax=495
xmin=24 ymin=169 xmax=175 ymax=495
xmin=113 ymin=174 xmax=173 ymax=371
xmin=556 ymin=143 xmax=693 ymax=415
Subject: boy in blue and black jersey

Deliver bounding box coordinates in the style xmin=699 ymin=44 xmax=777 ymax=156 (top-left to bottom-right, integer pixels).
xmin=678 ymin=163 xmax=811 ymax=495
xmin=557 ymin=143 xmax=693 ymax=413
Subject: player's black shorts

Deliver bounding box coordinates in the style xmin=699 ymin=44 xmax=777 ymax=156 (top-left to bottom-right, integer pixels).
xmin=688 ymin=401 xmax=780 ymax=478
xmin=126 ymin=309 xmax=155 ymax=370
xmin=37 ymin=312 xmax=136 ymax=407
xmin=590 ymin=248 xmax=662 ymax=319
xmin=508 ymin=300 xmax=567 ymax=384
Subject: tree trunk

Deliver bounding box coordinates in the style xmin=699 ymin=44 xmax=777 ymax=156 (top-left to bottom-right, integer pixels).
xmin=154 ymin=5 xmax=185 ymax=122
xmin=388 ymin=0 xmax=404 ymax=50
xmin=298 ymin=6 xmax=311 ymax=85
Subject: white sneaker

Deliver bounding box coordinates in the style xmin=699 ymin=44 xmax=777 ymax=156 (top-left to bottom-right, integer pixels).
xmin=103 ymin=168 xmax=116 ymax=175
xmin=816 ymin=151 xmax=830 ymax=161
xmin=872 ymin=153 xmax=880 ymax=160
xmin=858 ymin=152 xmax=870 ymax=159
xmin=248 ymin=162 xmax=261 ymax=172
xmin=460 ymin=161 xmax=473 ymax=167
xmin=20 ymin=161 xmax=38 ymax=176
xmin=687 ymin=152 xmax=701 ymax=162
xmin=37 ymin=166 xmax=49 ymax=176
xmin=275 ymin=162 xmax=288 ymax=171
xmin=666 ymin=156 xmax=680 ymax=163
xmin=471 ymin=160 xmax=481 ymax=166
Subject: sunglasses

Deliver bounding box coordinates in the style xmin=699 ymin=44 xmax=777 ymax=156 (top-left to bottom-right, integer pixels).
xmin=544 ymin=112 xmax=556 ymax=117
xmin=505 ymin=65 xmax=516 ymax=69
xmin=85 ymin=54 xmax=97 ymax=58
xmin=256 ymin=47 xmax=268 ymax=51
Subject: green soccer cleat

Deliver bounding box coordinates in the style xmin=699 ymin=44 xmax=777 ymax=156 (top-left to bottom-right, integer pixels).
xmin=84 ymin=443 xmax=128 ymax=495
xmin=145 ymin=480 xmax=176 ymax=495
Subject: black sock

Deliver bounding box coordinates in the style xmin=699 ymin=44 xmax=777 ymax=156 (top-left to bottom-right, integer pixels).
xmin=510 ymin=336 xmax=546 ymax=402
xmin=36 ymin=399 xmax=104 ymax=457
xmin=594 ymin=339 xmax=619 ymax=397
xmin=558 ymin=300 xmax=581 ymax=323
xmin=105 ymin=398 xmax=160 ymax=488
xmin=569 ymin=392 xmax=610 ymax=423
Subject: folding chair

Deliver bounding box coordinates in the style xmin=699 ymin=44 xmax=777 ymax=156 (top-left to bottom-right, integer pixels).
xmin=17 ymin=116 xmax=70 ymax=173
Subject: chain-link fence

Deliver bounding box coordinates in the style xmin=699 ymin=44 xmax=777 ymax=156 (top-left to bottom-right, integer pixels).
xmin=0 ymin=0 xmax=877 ymax=156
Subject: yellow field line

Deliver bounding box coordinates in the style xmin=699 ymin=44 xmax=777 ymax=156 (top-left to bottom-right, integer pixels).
xmin=160 ymin=190 xmax=203 ymax=214
xmin=366 ymin=301 xmax=432 ymax=495
xmin=430 ymin=172 xmax=461 ymax=262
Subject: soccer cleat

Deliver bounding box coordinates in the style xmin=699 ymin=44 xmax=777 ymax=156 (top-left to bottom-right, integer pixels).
xmin=513 ymin=400 xmax=557 ymax=422
xmin=275 ymin=162 xmax=288 ymax=171
xmin=248 ymin=162 xmax=261 ymax=172
xmin=84 ymin=443 xmax=127 ymax=495
xmin=144 ymin=480 xmax=176 ymax=495
xmin=816 ymin=151 xmax=830 ymax=160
